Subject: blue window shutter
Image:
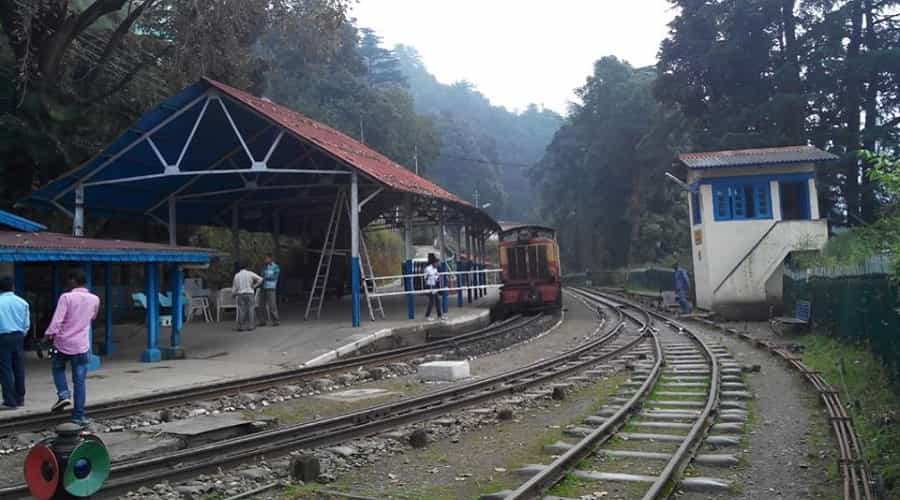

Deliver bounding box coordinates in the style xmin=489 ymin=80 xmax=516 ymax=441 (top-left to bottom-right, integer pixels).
xmin=754 ymin=183 xmax=771 ymax=218
xmin=732 ymin=185 xmax=747 ymax=219
xmin=713 ymin=186 xmax=731 ymax=221
xmin=691 ymin=192 xmax=701 ymax=224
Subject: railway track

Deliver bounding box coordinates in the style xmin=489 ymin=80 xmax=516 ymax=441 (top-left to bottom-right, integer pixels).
xmin=483 ymin=288 xmax=750 ymax=499
xmin=6 ymin=296 xmax=647 ymax=498
xmin=0 ymin=314 xmax=544 ymax=436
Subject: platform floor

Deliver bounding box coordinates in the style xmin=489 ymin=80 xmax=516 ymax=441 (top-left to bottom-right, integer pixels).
xmin=1 ymin=289 xmax=496 ymax=419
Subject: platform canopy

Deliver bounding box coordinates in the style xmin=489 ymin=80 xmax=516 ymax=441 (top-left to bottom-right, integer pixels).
xmin=20 ymin=78 xmax=498 ymax=237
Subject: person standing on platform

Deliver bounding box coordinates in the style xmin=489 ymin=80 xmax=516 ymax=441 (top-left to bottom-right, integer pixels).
xmin=423 ymin=255 xmax=443 ymax=321
xmin=45 ymin=270 xmax=99 ymax=425
xmin=0 ymin=276 xmax=29 ymax=410
xmin=260 ymin=254 xmax=281 ymax=326
xmin=674 ymin=264 xmax=693 ymax=314
xmin=232 ymin=264 xmax=263 ymax=331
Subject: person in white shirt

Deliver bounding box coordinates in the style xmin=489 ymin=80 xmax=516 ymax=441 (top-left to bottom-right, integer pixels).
xmin=423 ymin=255 xmax=443 ymax=320
xmin=232 ymin=265 xmax=263 ymax=331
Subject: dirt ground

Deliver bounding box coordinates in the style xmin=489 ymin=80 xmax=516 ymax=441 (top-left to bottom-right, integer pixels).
xmin=685 ymin=321 xmax=841 ymax=500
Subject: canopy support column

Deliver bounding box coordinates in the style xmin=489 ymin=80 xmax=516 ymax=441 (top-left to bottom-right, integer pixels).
xmin=162 ymin=264 xmax=185 ymax=359
xmin=403 ymin=194 xmax=415 ymax=320
xmin=168 ymin=196 xmax=177 ymax=245
xmin=231 ymin=205 xmax=240 ymax=271
xmin=273 ymin=211 xmax=282 ymax=263
xmin=51 ymin=264 xmax=61 ymax=304
xmin=480 ymin=234 xmax=488 ymax=298
xmin=350 ymin=171 xmax=361 ymax=327
xmin=466 ymin=227 xmax=473 ymax=304
xmin=100 ymin=263 xmax=117 ymax=356
xmin=456 ymin=226 xmax=464 ymax=308
xmin=142 ymin=263 xmax=162 ymax=362
xmin=13 ymin=262 xmax=24 ymax=296
xmin=83 ymin=263 xmax=101 ymax=371
xmin=74 ymin=183 xmax=84 ymax=237
xmin=439 ymin=205 xmax=448 ymax=314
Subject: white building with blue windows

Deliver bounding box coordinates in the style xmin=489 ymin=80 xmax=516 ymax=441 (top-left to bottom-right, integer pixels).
xmin=679 ymin=145 xmax=837 ymax=318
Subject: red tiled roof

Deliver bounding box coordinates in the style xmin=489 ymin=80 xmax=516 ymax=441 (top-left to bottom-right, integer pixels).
xmin=205 ymin=78 xmax=471 ymax=207
xmin=678 ymin=145 xmax=838 ymax=169
xmin=0 ymin=230 xmax=211 ymax=254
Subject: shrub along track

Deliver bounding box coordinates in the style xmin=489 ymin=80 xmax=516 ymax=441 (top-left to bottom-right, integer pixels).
xmin=482 ymin=288 xmax=751 ymax=500
xmin=3 ymin=296 xmax=651 ymax=498
xmin=0 ymin=314 xmax=543 ymax=437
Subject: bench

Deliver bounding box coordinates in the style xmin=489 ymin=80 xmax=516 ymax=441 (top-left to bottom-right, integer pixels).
xmin=770 ymin=300 xmax=811 ymax=335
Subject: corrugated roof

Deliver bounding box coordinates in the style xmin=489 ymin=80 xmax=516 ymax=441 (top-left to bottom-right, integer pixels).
xmin=678 ymin=145 xmax=838 ymax=169
xmin=205 ymin=78 xmax=470 ymax=207
xmin=0 ymin=210 xmax=46 ymax=233
xmin=0 ymin=230 xmax=213 ymax=263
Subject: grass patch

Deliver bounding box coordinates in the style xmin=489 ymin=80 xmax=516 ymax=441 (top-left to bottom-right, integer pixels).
xmin=796 ymin=334 xmax=900 ymax=497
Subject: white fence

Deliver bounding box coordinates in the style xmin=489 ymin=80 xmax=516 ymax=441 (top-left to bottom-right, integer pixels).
xmin=366 ymin=268 xmax=503 ymax=298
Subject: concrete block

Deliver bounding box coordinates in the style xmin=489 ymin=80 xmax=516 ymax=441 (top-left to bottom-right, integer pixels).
xmin=417 ymin=360 xmax=470 ymax=381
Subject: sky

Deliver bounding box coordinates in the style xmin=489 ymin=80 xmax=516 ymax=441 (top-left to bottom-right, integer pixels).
xmin=351 ymin=1 xmax=676 ymax=114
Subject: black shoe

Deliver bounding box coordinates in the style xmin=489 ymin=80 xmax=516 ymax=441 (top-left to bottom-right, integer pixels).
xmin=273 ymin=322 xmax=280 ymax=326
xmin=0 ymin=404 xmax=16 ymax=411
xmin=51 ymin=399 xmax=71 ymax=413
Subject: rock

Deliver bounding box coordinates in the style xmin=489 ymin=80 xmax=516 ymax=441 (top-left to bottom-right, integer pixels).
xmin=370 ymin=367 xmax=391 ymax=380
xmin=175 ymin=485 xmax=205 ymax=498
xmin=312 ymin=378 xmax=334 ymax=391
xmin=408 ymin=429 xmax=430 ymax=448
xmin=325 ymin=445 xmax=356 ymax=458
xmin=336 ymin=374 xmax=356 ymax=386
xmin=243 ymin=392 xmax=265 ymax=403
xmin=14 ymin=432 xmax=43 ymax=445
xmin=290 ymin=454 xmax=321 ymax=482
xmin=498 ymin=408 xmax=515 ymax=421
xmin=316 ymin=472 xmax=336 ymax=484
xmin=551 ymin=386 xmax=567 ymax=401
xmin=239 ymin=467 xmax=270 ymax=482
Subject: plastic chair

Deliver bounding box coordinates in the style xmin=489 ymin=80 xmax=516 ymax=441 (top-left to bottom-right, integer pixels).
xmin=185 ymin=289 xmax=212 ymax=323
xmin=216 ymin=287 xmax=237 ymax=322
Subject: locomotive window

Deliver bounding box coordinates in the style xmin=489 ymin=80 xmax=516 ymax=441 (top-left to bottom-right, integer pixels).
xmin=507 ymin=247 xmax=528 ymax=280
xmin=527 ymin=246 xmax=538 ymax=278
xmin=536 ymin=245 xmax=549 ymax=279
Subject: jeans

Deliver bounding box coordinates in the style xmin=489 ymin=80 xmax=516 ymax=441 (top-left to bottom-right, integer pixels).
xmin=677 ymin=289 xmax=692 ymax=314
xmin=425 ymin=286 xmax=442 ymax=318
xmin=236 ymin=293 xmax=255 ymax=331
xmin=52 ymin=351 xmax=89 ymax=421
xmin=263 ymin=289 xmax=279 ymax=323
xmin=0 ymin=333 xmax=25 ymax=407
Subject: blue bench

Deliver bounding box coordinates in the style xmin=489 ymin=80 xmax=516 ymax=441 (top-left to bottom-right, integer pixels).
xmin=770 ymin=300 xmax=811 ymax=334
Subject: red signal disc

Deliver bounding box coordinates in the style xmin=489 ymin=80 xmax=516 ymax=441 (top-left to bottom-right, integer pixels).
xmin=24 ymin=442 xmax=60 ymax=500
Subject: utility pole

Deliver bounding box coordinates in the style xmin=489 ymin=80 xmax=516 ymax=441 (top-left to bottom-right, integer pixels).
xmin=473 ymin=189 xmax=479 ymax=208
xmin=414 ymin=144 xmax=419 ymax=175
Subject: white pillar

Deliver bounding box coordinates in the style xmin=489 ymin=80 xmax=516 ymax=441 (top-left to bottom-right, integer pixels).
xmin=770 ymin=180 xmax=783 ymax=221
xmin=403 ymin=195 xmax=413 ymax=261
xmin=438 ymin=205 xmax=446 ymax=262
xmin=808 ymin=177 xmax=820 ymax=220
xmin=231 ymin=204 xmax=240 ymax=266
xmin=350 ymin=171 xmax=361 ymax=327
xmin=168 ymin=196 xmax=177 ymax=245
xmin=74 ymin=183 xmax=85 ymax=237
xmin=273 ymin=211 xmax=282 ymax=263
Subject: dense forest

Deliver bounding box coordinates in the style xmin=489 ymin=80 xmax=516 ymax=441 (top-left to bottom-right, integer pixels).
xmin=534 ymin=0 xmax=900 ymax=271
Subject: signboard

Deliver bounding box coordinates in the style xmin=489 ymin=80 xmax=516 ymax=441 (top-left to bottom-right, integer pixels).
xmin=693 ymin=229 xmax=703 ymax=245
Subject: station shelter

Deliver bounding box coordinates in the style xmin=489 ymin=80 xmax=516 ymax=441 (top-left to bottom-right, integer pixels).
xmin=680 ymin=145 xmax=836 ymax=319
xmin=0 ymin=209 xmax=213 ymax=368
xmin=19 ymin=78 xmax=499 ymax=358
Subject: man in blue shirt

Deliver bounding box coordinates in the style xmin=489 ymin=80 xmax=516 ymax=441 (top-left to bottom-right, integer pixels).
xmin=261 ymin=254 xmax=280 ymax=326
xmin=0 ymin=276 xmax=29 ymax=410
xmin=674 ymin=264 xmax=693 ymax=314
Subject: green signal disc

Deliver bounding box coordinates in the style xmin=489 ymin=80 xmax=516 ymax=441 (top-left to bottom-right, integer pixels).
xmin=62 ymin=440 xmax=111 ymax=497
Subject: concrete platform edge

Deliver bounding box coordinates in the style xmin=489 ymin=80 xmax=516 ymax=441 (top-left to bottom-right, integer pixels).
xmin=302 ymin=309 xmax=492 ymax=367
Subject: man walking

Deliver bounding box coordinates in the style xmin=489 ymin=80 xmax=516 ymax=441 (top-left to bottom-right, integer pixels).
xmin=232 ymin=264 xmax=263 ymax=331
xmin=0 ymin=277 xmax=28 ymax=410
xmin=261 ymin=254 xmax=280 ymax=326
xmin=674 ymin=264 xmax=693 ymax=314
xmin=423 ymin=255 xmax=443 ymax=321
xmin=46 ymin=270 xmax=99 ymax=425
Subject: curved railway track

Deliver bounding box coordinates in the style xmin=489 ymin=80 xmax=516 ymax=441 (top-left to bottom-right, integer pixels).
xmin=0 ymin=314 xmax=544 ymax=436
xmin=484 ymin=288 xmax=750 ymax=500
xmin=5 ymin=297 xmax=648 ymax=498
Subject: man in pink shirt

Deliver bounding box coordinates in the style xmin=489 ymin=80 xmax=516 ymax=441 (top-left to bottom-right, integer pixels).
xmin=44 ymin=270 xmax=99 ymax=425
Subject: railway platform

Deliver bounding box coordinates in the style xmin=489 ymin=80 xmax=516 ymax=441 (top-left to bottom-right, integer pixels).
xmin=1 ymin=290 xmax=496 ymax=419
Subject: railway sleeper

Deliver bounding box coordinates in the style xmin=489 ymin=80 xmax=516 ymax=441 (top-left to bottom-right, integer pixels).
xmin=543 ymin=444 xmax=742 ymax=468
xmin=570 ymin=470 xmax=732 ymax=492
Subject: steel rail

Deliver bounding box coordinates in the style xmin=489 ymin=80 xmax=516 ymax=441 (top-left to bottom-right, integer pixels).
xmin=506 ymin=287 xmax=722 ymax=500
xmin=506 ymin=288 xmax=660 ymax=499
xmin=620 ymin=289 xmax=875 ymax=500
xmin=4 ymin=300 xmax=643 ymax=498
xmin=0 ymin=314 xmax=539 ymax=436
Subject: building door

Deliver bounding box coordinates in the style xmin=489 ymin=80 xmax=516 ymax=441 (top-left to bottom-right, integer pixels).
xmin=779 ymin=181 xmax=810 ymax=220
